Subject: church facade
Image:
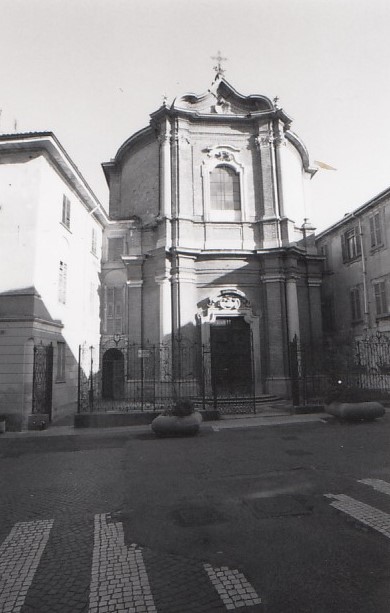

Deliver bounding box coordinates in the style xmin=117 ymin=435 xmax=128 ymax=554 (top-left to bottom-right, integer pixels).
xmin=100 ymin=76 xmax=323 ymax=402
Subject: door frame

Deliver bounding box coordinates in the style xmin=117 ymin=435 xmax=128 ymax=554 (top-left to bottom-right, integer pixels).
xmin=197 ymin=290 xmax=261 ymax=396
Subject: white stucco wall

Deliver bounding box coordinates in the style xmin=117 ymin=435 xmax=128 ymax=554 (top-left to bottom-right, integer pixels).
xmin=0 ymin=151 xmax=103 ymax=360
xmin=33 ymin=155 xmax=103 ymax=358
xmin=279 ymin=141 xmax=307 ymax=225
xmin=0 ymin=154 xmax=41 ymax=290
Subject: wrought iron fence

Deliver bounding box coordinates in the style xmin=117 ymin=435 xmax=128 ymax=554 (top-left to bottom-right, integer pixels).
xmin=290 ymin=332 xmax=390 ymax=406
xmin=78 ymin=338 xmax=256 ymax=414
xmin=32 ymin=342 xmax=53 ymax=418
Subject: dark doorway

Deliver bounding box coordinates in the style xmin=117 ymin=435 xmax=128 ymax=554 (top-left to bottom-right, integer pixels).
xmin=210 ymin=317 xmax=253 ymax=397
xmin=102 ymin=349 xmax=125 ymax=399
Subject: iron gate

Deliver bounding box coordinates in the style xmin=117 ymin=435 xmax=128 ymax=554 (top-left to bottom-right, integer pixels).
xmin=290 ymin=333 xmax=390 ymax=406
xmin=78 ymin=339 xmax=256 ymax=414
xmin=32 ymin=342 xmax=54 ymax=419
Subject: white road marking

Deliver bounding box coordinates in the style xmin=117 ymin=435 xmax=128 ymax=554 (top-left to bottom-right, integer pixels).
xmin=89 ymin=513 xmax=156 ymax=613
xmin=0 ymin=519 xmax=54 ymax=613
xmin=204 ymin=562 xmax=262 ymax=610
xmin=325 ymin=493 xmax=390 ymax=538
xmin=358 ymin=478 xmax=390 ymax=496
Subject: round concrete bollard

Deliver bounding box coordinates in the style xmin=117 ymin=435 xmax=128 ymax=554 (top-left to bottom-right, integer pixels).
xmin=151 ymin=411 xmax=203 ymax=437
xmin=325 ymin=401 xmax=385 ymax=421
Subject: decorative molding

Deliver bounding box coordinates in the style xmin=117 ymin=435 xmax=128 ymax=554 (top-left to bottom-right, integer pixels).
xmin=197 ymin=289 xmax=253 ymax=324
xmin=256 ymin=135 xmax=274 ymax=149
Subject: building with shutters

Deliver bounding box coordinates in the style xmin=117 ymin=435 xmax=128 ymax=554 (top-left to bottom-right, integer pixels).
xmin=0 ymin=132 xmax=108 ymax=428
xmin=316 ymin=187 xmax=390 ymax=342
xmin=100 ymin=73 xmax=323 ymax=402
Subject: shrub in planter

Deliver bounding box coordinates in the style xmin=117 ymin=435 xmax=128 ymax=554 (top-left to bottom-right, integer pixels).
xmin=325 ymin=382 xmax=385 ymax=421
xmin=151 ymin=398 xmax=202 ymax=436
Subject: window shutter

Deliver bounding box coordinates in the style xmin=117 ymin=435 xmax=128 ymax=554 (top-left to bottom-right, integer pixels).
xmin=369 ymin=216 xmax=376 ymax=247
xmin=355 ymin=226 xmax=362 ymax=256
xmin=114 ymin=287 xmax=123 ymax=334
xmin=374 ymin=213 xmax=382 ymax=246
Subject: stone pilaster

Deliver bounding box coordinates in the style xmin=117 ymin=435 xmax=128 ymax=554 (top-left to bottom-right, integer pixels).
xmin=158 ymin=117 xmax=172 ymax=219
xmin=286 ymin=277 xmax=300 ymax=342
xmin=255 ymin=130 xmax=281 ymax=249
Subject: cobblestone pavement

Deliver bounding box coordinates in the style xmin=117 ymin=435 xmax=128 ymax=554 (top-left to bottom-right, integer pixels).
xmin=1 ymin=420 xmax=390 ymax=612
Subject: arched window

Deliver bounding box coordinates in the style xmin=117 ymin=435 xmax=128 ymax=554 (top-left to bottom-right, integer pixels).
xmin=210 ymin=165 xmax=241 ymax=211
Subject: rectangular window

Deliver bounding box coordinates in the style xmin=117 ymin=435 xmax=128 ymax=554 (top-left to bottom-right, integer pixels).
xmin=373 ymin=280 xmax=388 ymax=317
xmin=107 ymin=237 xmax=124 ymax=261
xmin=58 ymin=261 xmax=67 ymax=304
xmin=105 ymin=287 xmax=123 ymax=334
xmin=350 ymin=287 xmax=362 ymax=322
xmin=341 ymin=226 xmax=361 ymax=262
xmin=91 ymin=227 xmax=97 ymax=255
xmin=56 ymin=342 xmax=66 ymax=381
xmin=62 ymin=195 xmax=71 ymax=229
xmin=369 ymin=212 xmax=383 ymax=249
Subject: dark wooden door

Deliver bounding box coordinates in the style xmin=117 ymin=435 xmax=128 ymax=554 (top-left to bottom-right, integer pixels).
xmin=102 ymin=349 xmax=124 ymax=399
xmin=210 ymin=317 xmax=252 ymax=397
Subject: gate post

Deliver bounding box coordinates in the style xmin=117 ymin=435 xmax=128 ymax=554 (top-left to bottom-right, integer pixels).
xmin=290 ymin=335 xmax=300 ymax=406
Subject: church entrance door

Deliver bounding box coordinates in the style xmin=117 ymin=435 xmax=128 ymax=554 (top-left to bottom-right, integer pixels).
xmin=102 ymin=349 xmax=124 ymax=399
xmin=210 ymin=317 xmax=253 ymax=397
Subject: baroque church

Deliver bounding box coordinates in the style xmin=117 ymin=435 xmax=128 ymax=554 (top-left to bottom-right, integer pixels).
xmin=100 ymin=69 xmax=323 ymax=403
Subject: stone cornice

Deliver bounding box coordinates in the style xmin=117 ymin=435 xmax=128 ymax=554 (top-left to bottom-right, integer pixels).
xmin=0 ymin=132 xmax=108 ymax=226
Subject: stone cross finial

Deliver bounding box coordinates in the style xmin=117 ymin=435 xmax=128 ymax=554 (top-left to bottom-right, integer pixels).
xmin=211 ymin=51 xmax=228 ymax=77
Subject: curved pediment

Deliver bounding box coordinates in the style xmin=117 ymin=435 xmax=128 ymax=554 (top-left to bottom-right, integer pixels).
xmin=172 ymin=77 xmax=273 ymax=117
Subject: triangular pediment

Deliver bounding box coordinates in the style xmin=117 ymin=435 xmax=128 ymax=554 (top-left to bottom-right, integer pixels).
xmin=172 ymin=77 xmax=273 ymax=117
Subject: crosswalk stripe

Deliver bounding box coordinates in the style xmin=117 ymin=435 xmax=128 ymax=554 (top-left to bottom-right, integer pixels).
xmin=204 ymin=563 xmax=262 ymax=610
xmin=325 ymin=494 xmax=390 ymax=538
xmin=89 ymin=513 xmax=157 ymax=613
xmin=0 ymin=519 xmax=54 ymax=613
xmin=358 ymin=478 xmax=390 ymax=496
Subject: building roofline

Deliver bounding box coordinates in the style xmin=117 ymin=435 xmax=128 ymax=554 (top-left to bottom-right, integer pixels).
xmin=316 ymin=185 xmax=390 ymax=240
xmin=0 ymin=131 xmax=109 ymax=225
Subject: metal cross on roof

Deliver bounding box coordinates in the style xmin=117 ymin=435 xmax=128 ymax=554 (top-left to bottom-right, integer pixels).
xmin=211 ymin=51 xmax=228 ymax=77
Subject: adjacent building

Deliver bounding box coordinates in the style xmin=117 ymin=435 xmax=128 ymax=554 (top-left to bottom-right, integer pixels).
xmin=0 ymin=132 xmax=108 ymax=427
xmin=316 ymin=188 xmax=390 ymax=341
xmin=100 ymin=74 xmax=323 ymax=403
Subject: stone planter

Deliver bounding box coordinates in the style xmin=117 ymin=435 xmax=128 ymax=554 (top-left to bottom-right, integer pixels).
xmin=325 ymin=401 xmax=385 ymax=421
xmin=151 ymin=411 xmax=203 ymax=437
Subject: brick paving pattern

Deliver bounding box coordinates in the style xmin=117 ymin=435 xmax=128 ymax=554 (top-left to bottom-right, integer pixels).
xmin=204 ymin=563 xmax=262 ymax=610
xmin=89 ymin=513 xmax=157 ymax=613
xmin=358 ymin=478 xmax=390 ymax=496
xmin=0 ymin=519 xmax=53 ymax=613
xmin=325 ymin=493 xmax=390 ymax=538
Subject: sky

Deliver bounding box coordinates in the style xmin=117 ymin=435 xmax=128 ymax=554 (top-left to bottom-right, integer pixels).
xmin=1 ymin=0 xmax=390 ymax=232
